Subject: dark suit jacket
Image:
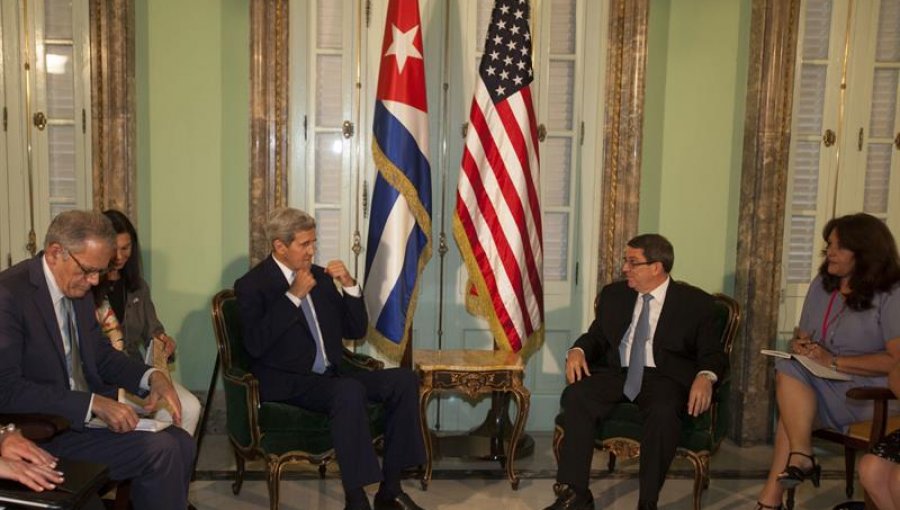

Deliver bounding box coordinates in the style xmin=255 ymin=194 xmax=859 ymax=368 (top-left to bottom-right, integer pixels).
xmin=233 ymin=256 xmax=368 ymax=402
xmin=573 ymin=279 xmax=727 ymax=390
xmin=0 ymin=256 xmax=150 ymax=430
xmin=118 ymin=277 xmax=166 ymax=361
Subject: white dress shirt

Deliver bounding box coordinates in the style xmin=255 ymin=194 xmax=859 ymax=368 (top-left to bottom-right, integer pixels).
xmin=42 ymin=256 xmax=157 ymax=422
xmin=273 ymin=257 xmax=361 ymax=371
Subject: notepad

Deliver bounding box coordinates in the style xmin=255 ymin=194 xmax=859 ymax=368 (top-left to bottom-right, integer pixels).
xmin=761 ymin=349 xmax=852 ymax=381
xmin=86 ymin=416 xmax=172 ymax=432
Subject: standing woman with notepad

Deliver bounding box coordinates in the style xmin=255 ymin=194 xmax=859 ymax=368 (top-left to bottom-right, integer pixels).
xmin=755 ymin=213 xmax=900 ymax=510
xmin=92 ymin=209 xmax=201 ymax=436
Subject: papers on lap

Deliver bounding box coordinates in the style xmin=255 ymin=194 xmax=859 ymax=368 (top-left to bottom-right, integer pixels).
xmin=761 ymin=349 xmax=852 ymax=381
xmin=86 ymin=416 xmax=172 ymax=432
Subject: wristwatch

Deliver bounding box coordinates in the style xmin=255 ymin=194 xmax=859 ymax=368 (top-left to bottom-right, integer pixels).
xmin=0 ymin=423 xmax=16 ymax=437
xmin=830 ymin=355 xmax=839 ymax=371
xmin=698 ymin=371 xmax=717 ymax=383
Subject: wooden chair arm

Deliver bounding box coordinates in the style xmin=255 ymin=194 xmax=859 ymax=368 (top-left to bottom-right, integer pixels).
xmin=0 ymin=413 xmax=70 ymax=442
xmin=846 ymin=386 xmax=897 ymax=401
xmin=846 ymin=386 xmax=897 ymax=448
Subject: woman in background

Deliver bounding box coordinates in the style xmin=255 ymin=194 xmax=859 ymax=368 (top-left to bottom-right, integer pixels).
xmin=94 ymin=209 xmax=201 ymax=435
xmin=756 ymin=213 xmax=900 ymax=509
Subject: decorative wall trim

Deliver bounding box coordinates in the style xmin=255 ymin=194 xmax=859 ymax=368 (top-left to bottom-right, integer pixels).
xmin=89 ymin=0 xmax=135 ymax=218
xmin=596 ymin=0 xmax=649 ymax=289
xmin=731 ymin=0 xmax=801 ymax=445
xmin=249 ymin=0 xmax=290 ymax=265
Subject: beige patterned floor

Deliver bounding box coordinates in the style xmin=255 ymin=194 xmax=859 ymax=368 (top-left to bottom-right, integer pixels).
xmin=188 ymin=432 xmax=860 ymax=509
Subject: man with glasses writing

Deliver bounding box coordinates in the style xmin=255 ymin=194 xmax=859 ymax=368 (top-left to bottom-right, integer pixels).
xmin=544 ymin=234 xmax=727 ymax=510
xmin=0 ymin=210 xmax=194 ymax=509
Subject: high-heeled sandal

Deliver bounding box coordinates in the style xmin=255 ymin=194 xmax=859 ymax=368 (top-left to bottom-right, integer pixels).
xmin=777 ymin=451 xmax=821 ymax=489
xmin=755 ymin=502 xmax=783 ymax=510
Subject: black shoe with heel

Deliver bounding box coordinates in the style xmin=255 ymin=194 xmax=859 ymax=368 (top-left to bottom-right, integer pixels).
xmin=777 ymin=451 xmax=821 ymax=489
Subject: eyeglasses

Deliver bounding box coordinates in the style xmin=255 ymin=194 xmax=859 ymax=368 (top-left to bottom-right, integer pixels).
xmin=622 ymin=258 xmax=655 ymax=268
xmin=67 ymin=250 xmax=110 ymax=278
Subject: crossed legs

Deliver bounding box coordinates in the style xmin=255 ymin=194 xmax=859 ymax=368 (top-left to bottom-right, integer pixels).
xmin=757 ymin=371 xmax=818 ymax=507
xmin=44 ymin=426 xmax=194 ymax=510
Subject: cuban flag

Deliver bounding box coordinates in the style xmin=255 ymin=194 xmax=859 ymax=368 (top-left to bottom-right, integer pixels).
xmin=365 ymin=0 xmax=431 ymax=349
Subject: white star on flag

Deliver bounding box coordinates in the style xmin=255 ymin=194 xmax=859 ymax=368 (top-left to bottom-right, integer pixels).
xmin=384 ymin=24 xmax=422 ymax=73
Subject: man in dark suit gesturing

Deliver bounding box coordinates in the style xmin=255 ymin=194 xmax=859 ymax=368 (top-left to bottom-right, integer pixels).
xmin=234 ymin=207 xmax=425 ymax=510
xmin=0 ymin=210 xmax=194 ymax=509
xmin=545 ymin=234 xmax=727 ymax=510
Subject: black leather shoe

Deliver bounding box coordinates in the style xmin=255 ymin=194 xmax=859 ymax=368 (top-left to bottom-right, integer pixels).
xmin=543 ymin=483 xmax=595 ymax=510
xmin=637 ymin=501 xmax=658 ymax=510
xmin=373 ymin=492 xmax=424 ymax=510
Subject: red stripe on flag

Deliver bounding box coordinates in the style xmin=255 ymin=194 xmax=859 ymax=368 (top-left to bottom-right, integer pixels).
xmin=455 ymin=194 xmax=523 ymax=351
xmin=492 ymin=93 xmax=544 ymax=318
xmin=459 ymin=146 xmax=534 ymax=337
xmin=468 ymin=97 xmax=542 ymax=328
xmin=508 ymin=87 xmax=543 ymax=241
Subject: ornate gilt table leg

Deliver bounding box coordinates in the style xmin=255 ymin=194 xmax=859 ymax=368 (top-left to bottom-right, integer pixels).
xmin=506 ymin=375 xmax=530 ymax=490
xmin=418 ymin=386 xmax=435 ymax=490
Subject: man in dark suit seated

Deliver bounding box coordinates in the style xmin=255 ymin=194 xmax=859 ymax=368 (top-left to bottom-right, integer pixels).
xmin=234 ymin=207 xmax=425 ymax=510
xmin=545 ymin=234 xmax=728 ymax=510
xmin=0 ymin=210 xmax=194 ymax=510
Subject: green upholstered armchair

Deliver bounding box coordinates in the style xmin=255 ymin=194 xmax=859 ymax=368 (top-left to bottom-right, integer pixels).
xmin=211 ymin=289 xmax=386 ymax=510
xmin=552 ymin=292 xmax=741 ymax=510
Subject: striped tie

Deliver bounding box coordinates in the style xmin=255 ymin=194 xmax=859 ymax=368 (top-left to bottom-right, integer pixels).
xmin=623 ymin=294 xmax=653 ymax=401
xmin=63 ymin=298 xmax=90 ymax=392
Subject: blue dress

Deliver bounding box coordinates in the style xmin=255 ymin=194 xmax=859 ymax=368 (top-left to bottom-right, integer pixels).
xmin=775 ymin=275 xmax=900 ymax=431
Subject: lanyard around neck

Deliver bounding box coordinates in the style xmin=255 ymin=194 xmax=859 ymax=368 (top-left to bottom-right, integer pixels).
xmin=821 ymin=290 xmax=845 ymax=342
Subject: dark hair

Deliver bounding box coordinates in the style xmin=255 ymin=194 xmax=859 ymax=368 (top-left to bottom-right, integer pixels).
xmin=101 ymin=209 xmax=144 ymax=293
xmin=627 ymin=233 xmax=674 ymax=273
xmin=819 ymin=213 xmax=900 ymax=310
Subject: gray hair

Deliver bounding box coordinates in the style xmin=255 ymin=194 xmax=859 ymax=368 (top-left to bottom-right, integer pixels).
xmin=265 ymin=207 xmax=316 ymax=249
xmin=44 ymin=210 xmax=116 ymax=252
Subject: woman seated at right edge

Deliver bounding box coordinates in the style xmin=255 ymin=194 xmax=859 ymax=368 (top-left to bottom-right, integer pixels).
xmin=756 ymin=213 xmax=900 ymax=509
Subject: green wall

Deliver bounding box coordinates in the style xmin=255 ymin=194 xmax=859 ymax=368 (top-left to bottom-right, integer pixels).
xmin=136 ymin=0 xmax=249 ymax=390
xmin=640 ymin=0 xmax=750 ymax=294
xmin=130 ymin=0 xmax=749 ymax=389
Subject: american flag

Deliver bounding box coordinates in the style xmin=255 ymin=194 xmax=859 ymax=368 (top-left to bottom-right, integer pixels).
xmin=453 ymin=0 xmax=543 ymax=353
xmin=365 ymin=0 xmax=431 ymax=350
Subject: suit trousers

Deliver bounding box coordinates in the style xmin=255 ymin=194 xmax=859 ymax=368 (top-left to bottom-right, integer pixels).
xmin=43 ymin=426 xmax=195 ymax=510
xmin=281 ymin=367 xmax=425 ymax=491
xmin=557 ymin=367 xmax=688 ymax=503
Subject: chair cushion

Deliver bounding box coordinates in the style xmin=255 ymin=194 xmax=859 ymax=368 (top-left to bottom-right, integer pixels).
xmin=259 ymin=401 xmax=386 ymax=456
xmin=554 ymin=380 xmax=731 ymax=454
xmin=845 ymin=414 xmax=900 ymax=442
xmin=215 ymin=290 xmax=387 ymax=461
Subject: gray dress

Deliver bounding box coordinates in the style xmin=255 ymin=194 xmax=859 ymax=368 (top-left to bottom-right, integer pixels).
xmin=776 ymin=275 xmax=900 ymax=431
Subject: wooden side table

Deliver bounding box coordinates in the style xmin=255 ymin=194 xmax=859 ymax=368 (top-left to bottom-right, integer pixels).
xmin=415 ymin=349 xmax=531 ymax=490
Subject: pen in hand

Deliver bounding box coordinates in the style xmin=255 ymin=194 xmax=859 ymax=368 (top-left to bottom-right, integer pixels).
xmin=791 ymin=327 xmax=818 ymax=355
